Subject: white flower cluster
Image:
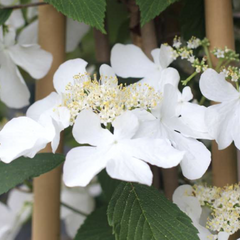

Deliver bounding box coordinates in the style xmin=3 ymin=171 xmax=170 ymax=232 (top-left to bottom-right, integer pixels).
xmin=212 ymin=47 xmax=239 ymax=61
xmin=63 ymin=72 xmax=161 ymax=125
xmin=171 ymin=36 xmax=208 ymax=73
xmin=173 ymin=185 xmax=240 ymax=240
xmin=221 ymin=66 xmax=240 ymax=82
xmin=193 ymin=184 xmax=240 ymax=235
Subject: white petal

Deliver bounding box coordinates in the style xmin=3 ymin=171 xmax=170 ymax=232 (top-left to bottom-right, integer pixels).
xmin=173 ymin=186 xmax=202 ymax=220
xmin=66 ymin=19 xmax=90 ymax=53
xmin=63 ymin=147 xmax=108 ymax=187
xmin=106 ymin=152 xmax=153 ymax=185
xmin=110 ymin=43 xmax=156 ymax=78
xmin=158 ymin=68 xmax=180 ymax=91
xmin=18 ymin=20 xmax=38 ymax=45
xmin=171 ymin=132 xmax=211 ymax=180
xmin=8 ymin=44 xmax=53 ymax=79
xmin=132 ymin=108 xmax=156 ymax=122
xmin=206 ymin=103 xmax=235 ymax=150
xmin=159 ymin=44 xmax=174 ymax=69
xmin=53 ymin=58 xmax=88 ymax=94
xmin=179 ymin=102 xmax=213 ymax=139
xmin=73 ymin=109 xmax=113 ymax=146
xmin=199 ymin=69 xmax=239 ymax=102
xmin=231 ymin=102 xmax=240 ymax=149
xmin=2 ymin=28 xmax=15 ymax=47
xmin=0 ymin=117 xmax=52 ymax=163
xmin=181 ymin=86 xmax=193 ymax=102
xmin=27 ymin=92 xmax=62 ymax=121
xmin=0 ymin=54 xmax=30 ymax=108
xmin=162 ymin=84 xmax=179 ymax=119
xmin=112 ymin=111 xmax=139 ymax=140
xmin=6 ymin=10 xmax=24 ymax=29
xmin=122 ymin=138 xmax=184 ymax=168
xmin=218 ymin=232 xmax=230 ymax=240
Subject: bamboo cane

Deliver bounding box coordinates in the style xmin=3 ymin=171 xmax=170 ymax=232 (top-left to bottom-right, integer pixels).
xmin=32 ymin=3 xmax=66 ymax=240
xmin=204 ymin=0 xmax=238 ymax=187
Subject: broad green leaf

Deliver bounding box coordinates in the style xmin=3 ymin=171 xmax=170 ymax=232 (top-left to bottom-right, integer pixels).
xmin=108 ymin=182 xmax=200 ymax=240
xmin=0 ymin=8 xmax=13 ymax=26
xmin=180 ymin=0 xmax=205 ymax=40
xmin=43 ymin=0 xmax=107 ymax=33
xmin=0 ymin=153 xmax=65 ymax=195
xmin=75 ymin=206 xmax=114 ymax=240
xmin=136 ymin=0 xmax=179 ymax=27
xmin=98 ymin=170 xmax=120 ymax=201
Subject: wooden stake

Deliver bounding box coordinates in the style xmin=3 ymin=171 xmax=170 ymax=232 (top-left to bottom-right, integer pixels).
xmin=93 ymin=28 xmax=110 ymax=63
xmin=32 ymin=3 xmax=66 ymax=240
xmin=204 ymin=0 xmax=238 ymax=187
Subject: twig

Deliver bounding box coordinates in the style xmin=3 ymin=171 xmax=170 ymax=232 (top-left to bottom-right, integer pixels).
xmin=0 ymin=2 xmax=48 ymax=10
xmin=61 ymin=202 xmax=88 ymax=217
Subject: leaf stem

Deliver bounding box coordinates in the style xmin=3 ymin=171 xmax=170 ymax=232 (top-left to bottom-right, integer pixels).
xmin=61 ymin=202 xmax=88 ymax=217
xmin=215 ymin=59 xmax=224 ymax=72
xmin=0 ymin=2 xmax=48 ymax=10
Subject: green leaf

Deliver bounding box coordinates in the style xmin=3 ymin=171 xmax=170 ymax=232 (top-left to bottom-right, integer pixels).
xmin=0 ymin=153 xmax=65 ymax=195
xmin=0 ymin=8 xmax=13 ymax=26
xmin=136 ymin=0 xmax=179 ymax=27
xmin=108 ymin=182 xmax=200 ymax=240
xmin=98 ymin=170 xmax=121 ymax=201
xmin=75 ymin=206 xmax=115 ymax=240
xmin=43 ymin=0 xmax=107 ymax=33
xmin=180 ymin=0 xmax=205 ymax=40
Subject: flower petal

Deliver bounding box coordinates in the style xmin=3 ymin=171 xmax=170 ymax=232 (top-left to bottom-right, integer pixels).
xmin=122 ymin=138 xmax=184 ymax=168
xmin=206 ymin=103 xmax=235 ymax=150
xmin=63 ymin=147 xmax=108 ymax=187
xmin=27 ymin=92 xmax=62 ymax=121
xmin=173 ymin=185 xmax=202 ymax=219
xmin=106 ymin=151 xmax=153 ymax=185
xmin=8 ymin=44 xmax=53 ymax=79
xmin=0 ymin=54 xmax=30 ymax=108
xmin=18 ymin=20 xmax=38 ymax=45
xmin=231 ymin=102 xmax=240 ymax=149
xmin=158 ymin=68 xmax=180 ymax=91
xmin=199 ymin=69 xmax=239 ymax=102
xmin=159 ymin=44 xmax=174 ymax=69
xmin=170 ymin=132 xmax=211 ymax=180
xmin=112 ymin=111 xmax=139 ymax=140
xmin=179 ymin=102 xmax=213 ymax=139
xmin=0 ymin=117 xmax=53 ymax=163
xmin=73 ymin=109 xmax=113 ymax=146
xmin=99 ymin=64 xmax=118 ymax=87
xmin=53 ymin=58 xmax=88 ymax=94
xmin=66 ymin=19 xmax=90 ymax=53
xmin=110 ymin=43 xmax=156 ymax=78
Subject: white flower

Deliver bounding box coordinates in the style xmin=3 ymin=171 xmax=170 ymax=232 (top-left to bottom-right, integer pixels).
xmin=0 ymin=28 xmax=53 ymax=108
xmin=177 ymin=86 xmax=213 ymax=140
xmin=61 ymin=186 xmax=95 ymax=238
xmin=199 ymin=69 xmax=240 ymax=150
xmin=0 ymin=188 xmax=32 ymax=240
xmin=63 ymin=109 xmax=184 ymax=187
xmin=110 ymin=43 xmax=180 ymax=91
xmin=0 ymin=59 xmax=90 ymax=163
xmin=173 ymin=185 xmax=212 ymax=240
xmin=133 ymin=84 xmax=211 ymax=180
xmin=0 ymin=0 xmax=25 ymax=29
xmin=18 ymin=19 xmax=89 ymax=53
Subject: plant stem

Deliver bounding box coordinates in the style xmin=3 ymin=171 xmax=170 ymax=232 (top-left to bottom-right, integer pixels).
xmin=61 ymin=202 xmax=88 ymax=217
xmin=199 ymin=96 xmax=206 ymax=105
xmin=181 ymin=71 xmax=198 ymax=85
xmin=0 ymin=2 xmax=48 ymax=10
xmin=215 ymin=59 xmax=224 ymax=72
xmin=203 ymin=45 xmax=213 ymax=68
xmin=236 ymin=82 xmax=239 ymax=91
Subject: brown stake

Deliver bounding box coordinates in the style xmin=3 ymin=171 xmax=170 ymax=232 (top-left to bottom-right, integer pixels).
xmin=93 ymin=28 xmax=110 ymax=63
xmin=140 ymin=20 xmax=158 ymax=60
xmin=32 ymin=2 xmax=66 ymax=240
xmin=204 ymin=0 xmax=238 ymax=187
